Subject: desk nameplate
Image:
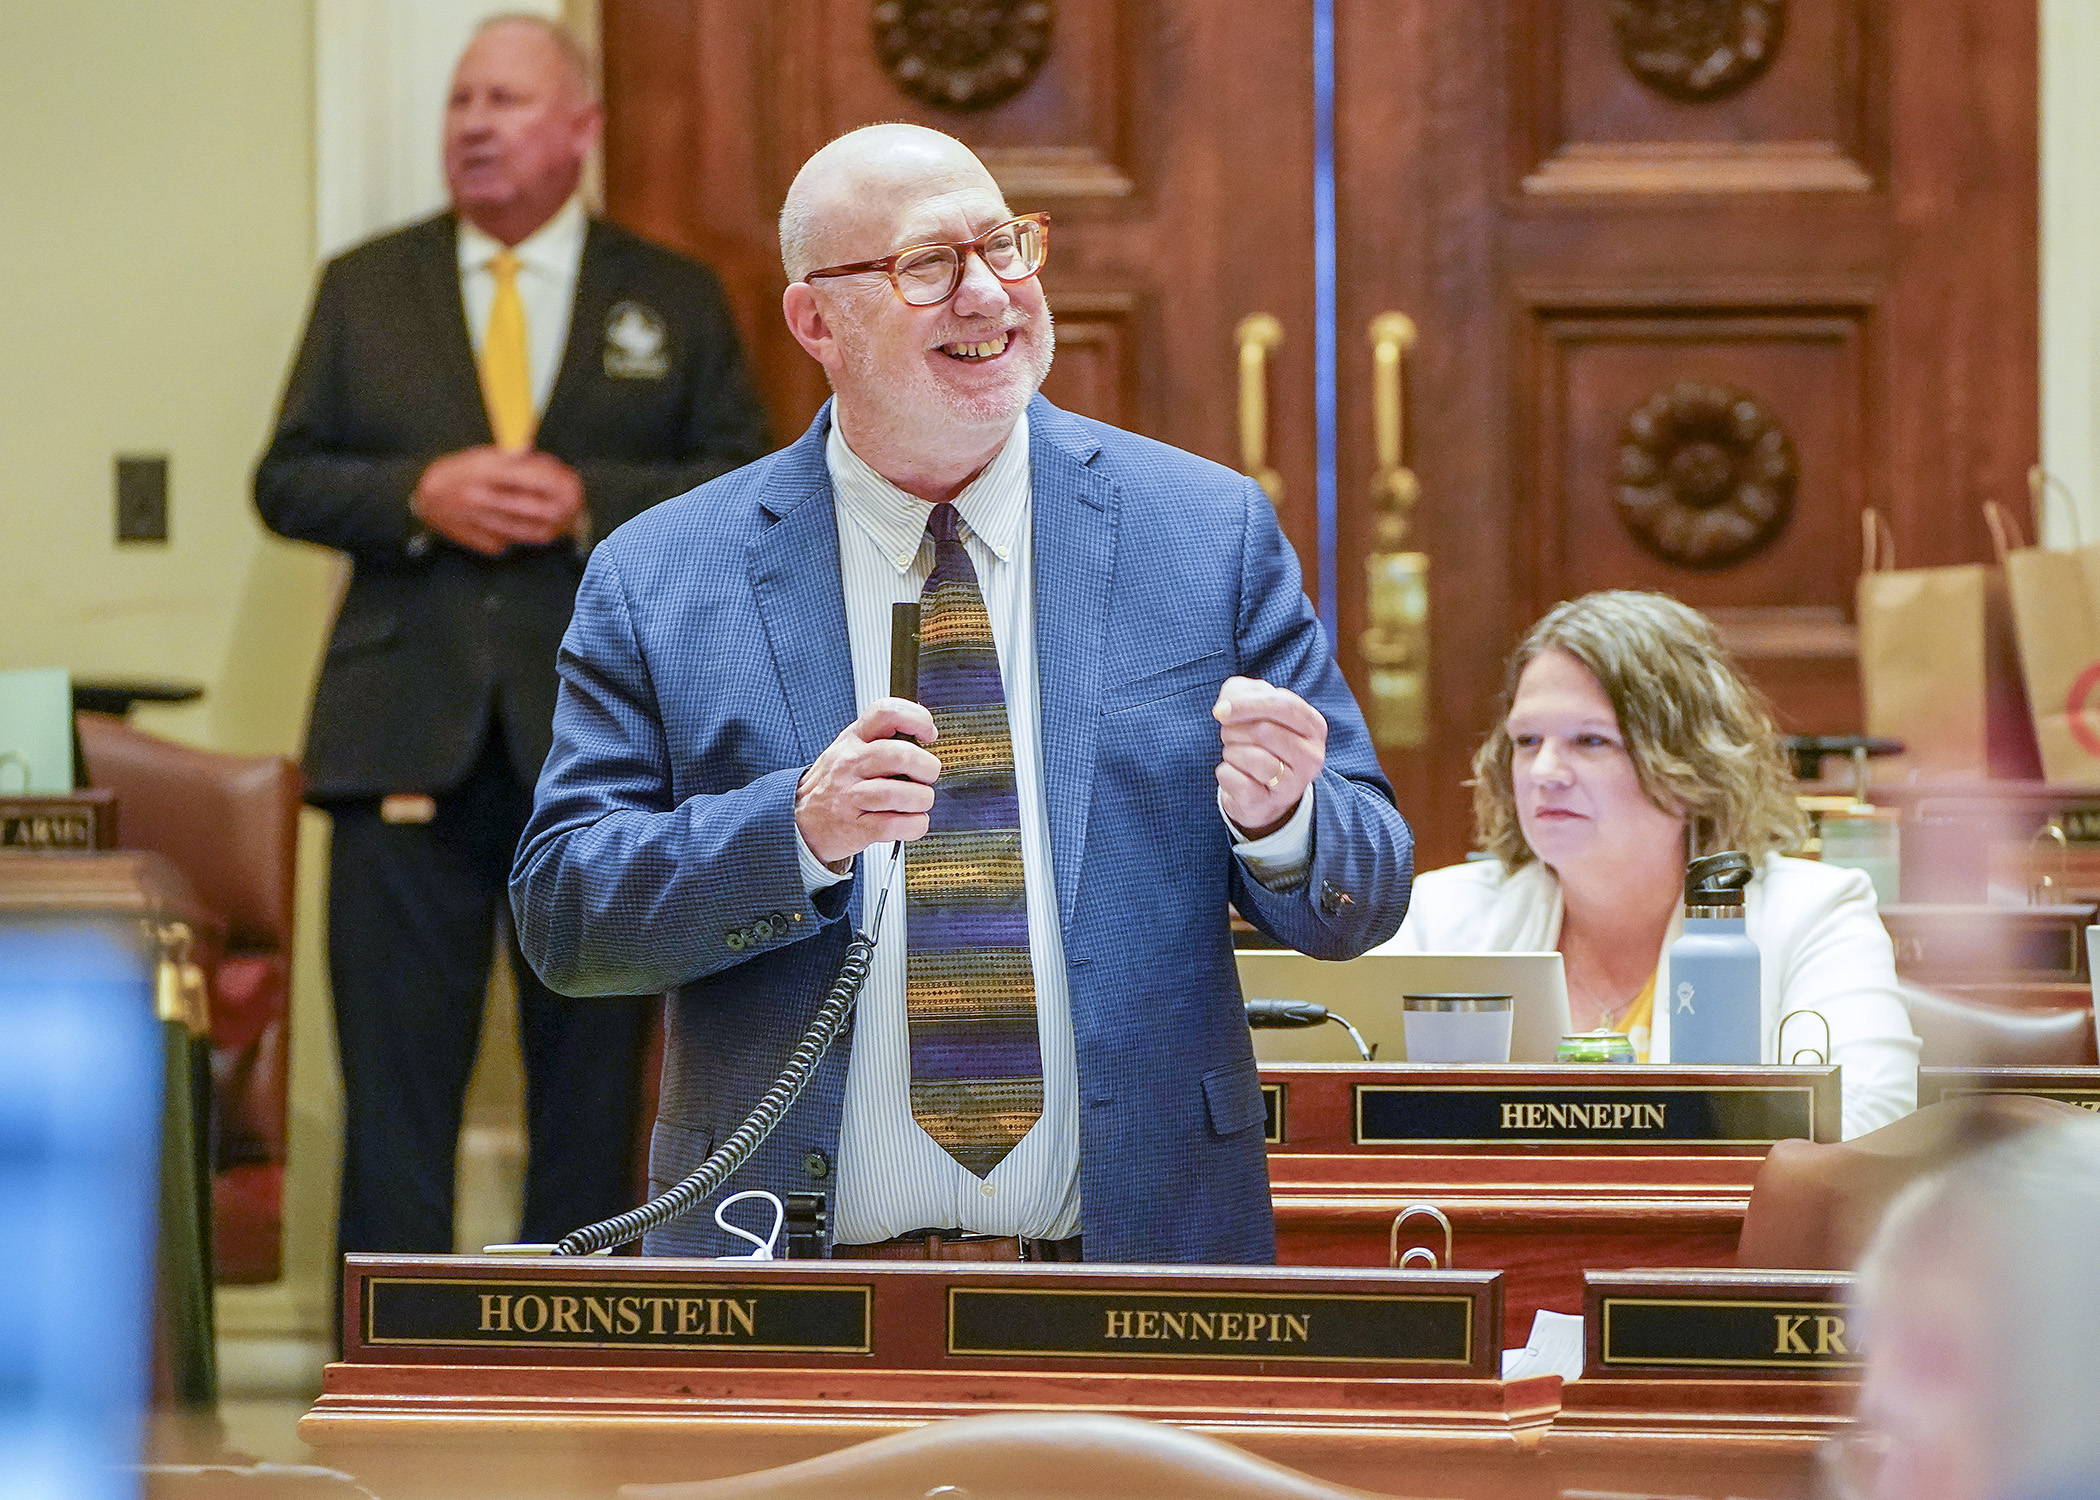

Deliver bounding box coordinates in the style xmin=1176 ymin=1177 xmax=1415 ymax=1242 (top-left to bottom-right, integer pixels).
xmin=947 ymin=1285 xmax=1473 ymax=1366
xmin=1355 ymin=1075 xmax=1835 ymax=1147
xmin=343 ymin=1257 xmax=1503 ymax=1378
xmin=364 ymin=1276 xmax=871 ymax=1355
xmin=1919 ymin=1066 xmax=2100 ymax=1114
xmin=1584 ymin=1270 xmax=1857 ymax=1379
xmin=0 ymin=792 xmax=115 ymax=851
xmin=1262 ymin=1081 xmax=1285 ymax=1143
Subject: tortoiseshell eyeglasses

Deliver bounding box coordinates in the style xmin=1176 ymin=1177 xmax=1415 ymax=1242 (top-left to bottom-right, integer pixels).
xmin=803 ymin=213 xmax=1050 ymax=307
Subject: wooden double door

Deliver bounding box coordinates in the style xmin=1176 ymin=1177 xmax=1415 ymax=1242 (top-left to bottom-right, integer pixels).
xmin=603 ymin=0 xmax=2036 ymax=869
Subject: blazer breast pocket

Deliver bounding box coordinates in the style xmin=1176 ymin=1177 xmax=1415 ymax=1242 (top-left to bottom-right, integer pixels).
xmin=1101 ymin=650 xmax=1230 ymax=716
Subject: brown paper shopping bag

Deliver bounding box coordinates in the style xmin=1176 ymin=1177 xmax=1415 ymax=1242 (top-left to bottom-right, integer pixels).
xmin=1856 ymin=508 xmax=2040 ymax=780
xmin=2002 ymin=473 xmax=2100 ymax=784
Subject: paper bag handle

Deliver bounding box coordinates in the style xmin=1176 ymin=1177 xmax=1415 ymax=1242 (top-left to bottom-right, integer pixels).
xmin=1859 ymin=508 xmax=1896 ymax=576
xmin=1983 ymin=500 xmax=2025 ymax=566
xmin=2027 ymin=466 xmax=2086 ymax=549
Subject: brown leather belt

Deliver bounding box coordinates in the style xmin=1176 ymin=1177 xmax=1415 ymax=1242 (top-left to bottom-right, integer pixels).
xmin=841 ymin=1230 xmax=1084 ymax=1262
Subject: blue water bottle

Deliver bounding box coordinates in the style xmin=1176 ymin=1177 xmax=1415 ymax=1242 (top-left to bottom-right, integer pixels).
xmin=1667 ymin=850 xmax=1762 ymax=1064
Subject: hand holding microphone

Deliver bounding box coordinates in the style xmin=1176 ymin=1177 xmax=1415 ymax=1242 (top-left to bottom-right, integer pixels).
xmin=793 ymin=699 xmax=940 ymax=866
xmin=1213 ymin=675 xmax=1327 ymax=838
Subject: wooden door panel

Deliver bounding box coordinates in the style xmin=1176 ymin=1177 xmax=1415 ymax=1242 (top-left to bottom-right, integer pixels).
xmin=1520 ymin=0 xmax=1879 ymax=193
xmin=1531 ymin=308 xmax=1867 ymax=609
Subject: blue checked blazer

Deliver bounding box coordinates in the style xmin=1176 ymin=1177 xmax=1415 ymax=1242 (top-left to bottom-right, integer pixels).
xmin=511 ymin=395 xmax=1415 ymax=1261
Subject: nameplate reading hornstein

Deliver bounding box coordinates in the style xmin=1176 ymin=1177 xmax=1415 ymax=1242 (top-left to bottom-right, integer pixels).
xmin=363 ymin=1277 xmax=871 ymax=1354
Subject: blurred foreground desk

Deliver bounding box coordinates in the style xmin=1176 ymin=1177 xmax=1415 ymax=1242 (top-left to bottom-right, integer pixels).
xmin=1264 ymin=1064 xmax=1843 ymax=1349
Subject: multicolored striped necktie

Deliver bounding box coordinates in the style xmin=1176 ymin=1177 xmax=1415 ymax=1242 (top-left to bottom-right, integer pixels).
xmin=904 ymin=502 xmax=1042 ymax=1176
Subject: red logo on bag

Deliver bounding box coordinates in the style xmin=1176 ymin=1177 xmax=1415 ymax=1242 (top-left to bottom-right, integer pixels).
xmin=2067 ymin=664 xmax=2100 ymax=756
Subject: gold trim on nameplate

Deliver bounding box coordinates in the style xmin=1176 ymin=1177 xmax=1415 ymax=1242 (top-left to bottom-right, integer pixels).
xmin=1599 ymin=1296 xmax=1861 ymax=1370
xmin=944 ymin=1285 xmax=1475 ymax=1366
xmin=1933 ymin=1086 xmax=2100 ymax=1112
xmin=361 ymin=1277 xmax=874 ymax=1355
xmin=1353 ymin=1083 xmax=1822 ymax=1146
xmin=1262 ymin=1081 xmax=1285 ymax=1144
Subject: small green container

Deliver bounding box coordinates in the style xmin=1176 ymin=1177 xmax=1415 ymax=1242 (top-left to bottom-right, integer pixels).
xmin=1556 ymin=1029 xmax=1637 ymax=1064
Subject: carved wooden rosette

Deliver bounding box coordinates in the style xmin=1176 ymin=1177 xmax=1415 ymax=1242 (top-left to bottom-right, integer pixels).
xmin=1611 ymin=0 xmax=1787 ymax=103
xmin=1615 ymin=382 xmax=1797 ymax=569
xmin=872 ymin=0 xmax=1054 ymax=112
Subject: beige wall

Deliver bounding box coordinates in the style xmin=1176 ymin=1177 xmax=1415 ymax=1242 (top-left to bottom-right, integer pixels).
xmin=0 ymin=2 xmax=345 ymax=1365
xmin=0 ymin=3 xmax=336 ymax=755
xmin=2044 ymin=0 xmax=2100 ymax=544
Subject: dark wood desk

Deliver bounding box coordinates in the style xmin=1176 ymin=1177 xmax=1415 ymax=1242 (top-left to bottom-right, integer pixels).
xmin=1262 ymin=1064 xmax=1840 ymax=1349
xmin=305 ymin=1256 xmax=1559 ymax=1500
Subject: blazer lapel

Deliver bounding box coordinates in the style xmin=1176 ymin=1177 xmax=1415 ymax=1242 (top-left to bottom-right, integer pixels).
xmin=410 ymin=213 xmax=493 ymax=443
xmin=537 ymin=218 xmax=617 ymax=450
xmin=1028 ymin=397 xmax=1115 ymax=932
xmin=748 ymin=406 xmax=858 ymax=765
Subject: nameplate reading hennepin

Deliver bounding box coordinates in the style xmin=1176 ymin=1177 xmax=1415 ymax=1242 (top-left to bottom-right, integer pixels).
xmin=1355 ymin=1083 xmax=1819 ymax=1145
xmin=363 ymin=1278 xmax=871 ymax=1354
xmin=946 ymin=1287 xmax=1473 ymax=1365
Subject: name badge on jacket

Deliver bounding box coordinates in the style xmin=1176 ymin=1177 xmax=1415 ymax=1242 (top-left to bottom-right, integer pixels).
xmin=604 ymin=301 xmax=670 ymax=380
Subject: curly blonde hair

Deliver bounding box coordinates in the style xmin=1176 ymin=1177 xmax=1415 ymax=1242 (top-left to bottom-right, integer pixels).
xmin=1472 ymin=591 xmax=1806 ymax=870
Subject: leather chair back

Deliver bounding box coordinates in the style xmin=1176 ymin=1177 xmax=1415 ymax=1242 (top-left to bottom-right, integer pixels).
xmin=76 ymin=712 xmax=302 ymax=1283
xmin=1901 ymin=982 xmax=2097 ymax=1067
xmin=623 ymin=1411 xmax=1386 ymax=1500
xmin=1737 ymin=1093 xmax=2093 ymax=1271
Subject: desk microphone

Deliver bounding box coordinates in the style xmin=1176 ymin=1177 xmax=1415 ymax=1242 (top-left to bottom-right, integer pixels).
xmin=1244 ymin=997 xmax=1375 ymax=1061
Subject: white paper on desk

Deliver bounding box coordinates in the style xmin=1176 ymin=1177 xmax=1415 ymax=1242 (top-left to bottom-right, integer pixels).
xmin=1500 ymin=1309 xmax=1585 ymax=1383
xmin=0 ymin=668 xmax=71 ymax=794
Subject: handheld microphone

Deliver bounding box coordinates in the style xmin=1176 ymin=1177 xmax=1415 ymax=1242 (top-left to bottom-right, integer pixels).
xmin=890 ymin=601 xmax=920 ymax=699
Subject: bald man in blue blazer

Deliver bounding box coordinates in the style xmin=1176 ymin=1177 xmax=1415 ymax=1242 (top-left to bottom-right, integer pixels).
xmin=511 ymin=126 xmax=1412 ymax=1262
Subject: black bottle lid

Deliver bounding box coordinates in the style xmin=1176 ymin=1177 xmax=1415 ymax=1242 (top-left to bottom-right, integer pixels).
xmin=1684 ymin=850 xmax=1754 ymax=910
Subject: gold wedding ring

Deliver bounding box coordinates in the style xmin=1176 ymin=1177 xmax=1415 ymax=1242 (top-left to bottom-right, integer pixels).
xmin=1266 ymin=771 xmax=1282 ymax=789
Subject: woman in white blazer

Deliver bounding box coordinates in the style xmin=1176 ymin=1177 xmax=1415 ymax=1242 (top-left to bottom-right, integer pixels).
xmin=1381 ymin=591 xmax=1917 ymax=1138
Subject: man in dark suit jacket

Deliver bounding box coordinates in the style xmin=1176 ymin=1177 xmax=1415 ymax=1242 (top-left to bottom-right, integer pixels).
xmin=256 ymin=16 xmax=767 ymax=1260
xmin=511 ymin=125 xmax=1411 ymax=1262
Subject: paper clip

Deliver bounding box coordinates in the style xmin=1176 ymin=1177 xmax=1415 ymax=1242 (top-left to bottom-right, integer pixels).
xmin=1777 ymin=1009 xmax=1831 ymax=1067
xmin=1388 ymin=1203 xmax=1454 ymax=1270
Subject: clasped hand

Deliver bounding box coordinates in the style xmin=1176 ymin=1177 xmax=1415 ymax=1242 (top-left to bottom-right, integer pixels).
xmin=794 ymin=699 xmax=941 ymax=867
xmin=1213 ymin=675 xmax=1326 ymax=838
xmin=412 ymin=445 xmax=585 ymax=555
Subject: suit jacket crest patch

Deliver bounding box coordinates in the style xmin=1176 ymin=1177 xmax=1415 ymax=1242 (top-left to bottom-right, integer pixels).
xmin=604 ymin=300 xmax=670 ymax=379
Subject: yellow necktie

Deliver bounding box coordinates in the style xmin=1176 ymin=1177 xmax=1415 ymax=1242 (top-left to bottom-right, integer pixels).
xmin=478 ymin=249 xmax=535 ymax=451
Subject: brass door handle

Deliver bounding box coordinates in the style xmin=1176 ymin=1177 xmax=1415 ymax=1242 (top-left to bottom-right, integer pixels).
xmin=1235 ymin=313 xmax=1285 ymax=505
xmin=1361 ymin=312 xmax=1428 ymax=750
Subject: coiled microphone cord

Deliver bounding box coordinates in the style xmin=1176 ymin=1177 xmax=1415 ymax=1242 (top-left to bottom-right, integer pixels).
xmin=552 ymin=849 xmax=901 ymax=1256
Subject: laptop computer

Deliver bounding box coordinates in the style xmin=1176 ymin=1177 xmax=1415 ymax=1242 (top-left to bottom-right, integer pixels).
xmin=1236 ymin=950 xmax=1573 ymax=1064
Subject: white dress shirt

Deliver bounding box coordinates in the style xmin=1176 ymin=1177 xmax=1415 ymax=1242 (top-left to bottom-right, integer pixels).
xmin=456 ymin=197 xmax=587 ymax=415
xmin=799 ymin=411 xmax=1313 ymax=1244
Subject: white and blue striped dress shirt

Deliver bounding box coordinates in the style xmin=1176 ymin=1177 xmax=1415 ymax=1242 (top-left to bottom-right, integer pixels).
xmin=800 ymin=410 xmax=1314 ymax=1245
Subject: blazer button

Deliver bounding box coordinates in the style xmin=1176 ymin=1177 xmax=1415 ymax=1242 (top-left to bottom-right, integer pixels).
xmin=725 ymin=931 xmax=746 ymax=951
xmin=803 ymin=1151 xmax=829 ymax=1180
xmin=770 ymin=910 xmax=792 ymax=930
xmin=753 ymin=918 xmax=775 ymax=940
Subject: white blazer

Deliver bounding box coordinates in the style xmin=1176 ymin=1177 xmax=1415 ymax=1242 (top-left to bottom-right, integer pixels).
xmin=1379 ymin=853 xmax=1919 ymax=1139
